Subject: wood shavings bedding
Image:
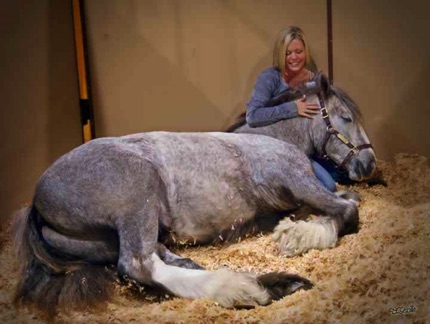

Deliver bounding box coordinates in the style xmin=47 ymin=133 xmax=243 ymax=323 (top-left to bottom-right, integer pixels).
xmin=0 ymin=153 xmax=428 ymax=323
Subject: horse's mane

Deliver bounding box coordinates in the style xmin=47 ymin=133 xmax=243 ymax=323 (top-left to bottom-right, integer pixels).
xmin=225 ymin=74 xmax=362 ymax=132
xmin=328 ymin=86 xmax=362 ymax=122
xmin=226 ymin=112 xmax=247 ymax=133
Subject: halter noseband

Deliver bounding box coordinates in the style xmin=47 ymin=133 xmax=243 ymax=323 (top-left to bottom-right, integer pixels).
xmin=317 ymin=93 xmax=373 ymax=170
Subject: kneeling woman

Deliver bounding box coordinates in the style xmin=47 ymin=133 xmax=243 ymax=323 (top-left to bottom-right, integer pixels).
xmin=246 ymin=26 xmax=349 ymax=192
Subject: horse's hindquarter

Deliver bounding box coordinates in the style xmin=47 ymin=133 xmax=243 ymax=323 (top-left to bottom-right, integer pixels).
xmin=144 ymin=132 xmax=303 ymax=241
xmin=34 ymin=136 xmax=161 ymax=237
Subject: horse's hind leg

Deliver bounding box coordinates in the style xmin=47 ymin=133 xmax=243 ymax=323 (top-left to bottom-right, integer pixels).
xmin=119 ymin=212 xmax=272 ymax=306
xmin=42 ymin=226 xmax=204 ymax=271
xmin=114 ymin=164 xmax=311 ymax=307
xmin=273 ymin=183 xmax=359 ymax=257
xmin=115 ymin=190 xmax=164 ymax=285
xmin=118 ymin=205 xmax=271 ymax=306
xmin=159 ymin=248 xmax=205 ymax=270
xmin=41 ymin=226 xmax=119 ymax=263
xmin=104 ymin=164 xmax=257 ymax=306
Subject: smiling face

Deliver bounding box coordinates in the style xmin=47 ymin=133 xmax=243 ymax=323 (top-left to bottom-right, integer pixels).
xmin=285 ymin=38 xmax=307 ymax=75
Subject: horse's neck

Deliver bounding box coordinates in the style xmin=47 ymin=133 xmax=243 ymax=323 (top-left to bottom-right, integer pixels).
xmin=234 ymin=119 xmax=315 ymax=156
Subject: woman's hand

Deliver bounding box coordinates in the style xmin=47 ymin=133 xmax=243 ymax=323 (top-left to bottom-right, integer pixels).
xmin=295 ymin=95 xmax=320 ymax=118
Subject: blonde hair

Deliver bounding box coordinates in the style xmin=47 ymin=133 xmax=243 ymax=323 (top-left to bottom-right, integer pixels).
xmin=272 ymin=26 xmax=311 ymax=75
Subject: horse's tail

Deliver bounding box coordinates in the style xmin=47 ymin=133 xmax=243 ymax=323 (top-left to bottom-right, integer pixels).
xmin=12 ymin=204 xmax=115 ymax=318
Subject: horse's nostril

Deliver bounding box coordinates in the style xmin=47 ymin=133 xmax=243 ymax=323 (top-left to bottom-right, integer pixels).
xmin=353 ymin=159 xmax=374 ymax=179
xmin=358 ymin=159 xmax=376 ymax=178
xmin=368 ymin=160 xmax=376 ymax=175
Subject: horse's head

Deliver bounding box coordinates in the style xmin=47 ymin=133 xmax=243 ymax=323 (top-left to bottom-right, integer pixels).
xmin=311 ymin=73 xmax=377 ymax=182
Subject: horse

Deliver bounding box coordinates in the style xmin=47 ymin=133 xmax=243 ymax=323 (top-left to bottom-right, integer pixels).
xmin=12 ymin=73 xmax=376 ymax=317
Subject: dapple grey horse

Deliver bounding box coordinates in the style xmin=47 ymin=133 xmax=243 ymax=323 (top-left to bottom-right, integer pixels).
xmin=13 ymin=73 xmax=376 ymax=317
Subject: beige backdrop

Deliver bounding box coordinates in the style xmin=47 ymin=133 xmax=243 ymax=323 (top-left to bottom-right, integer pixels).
xmin=1 ymin=0 xmax=429 ymax=222
xmin=333 ymin=0 xmax=430 ymax=160
xmin=85 ymin=0 xmax=328 ymax=136
xmin=0 ymin=0 xmax=81 ymax=225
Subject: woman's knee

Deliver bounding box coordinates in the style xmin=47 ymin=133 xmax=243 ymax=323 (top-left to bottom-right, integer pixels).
xmin=311 ymin=160 xmax=337 ymax=192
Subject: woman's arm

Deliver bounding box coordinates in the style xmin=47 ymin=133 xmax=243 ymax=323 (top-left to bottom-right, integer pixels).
xmin=246 ymin=69 xmax=298 ymax=127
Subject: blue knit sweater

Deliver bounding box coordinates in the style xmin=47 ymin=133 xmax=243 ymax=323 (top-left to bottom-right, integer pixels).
xmin=246 ymin=67 xmax=298 ymax=127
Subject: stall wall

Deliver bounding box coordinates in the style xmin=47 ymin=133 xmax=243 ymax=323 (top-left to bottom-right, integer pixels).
xmin=86 ymin=0 xmax=430 ymax=161
xmin=333 ymin=0 xmax=430 ymax=160
xmin=0 ymin=0 xmax=81 ymax=224
xmin=84 ymin=0 xmax=328 ymax=136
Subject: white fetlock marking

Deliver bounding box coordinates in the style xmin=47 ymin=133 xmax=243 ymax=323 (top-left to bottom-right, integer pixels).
xmin=273 ymin=218 xmax=338 ymax=257
xmin=149 ymin=253 xmax=270 ymax=307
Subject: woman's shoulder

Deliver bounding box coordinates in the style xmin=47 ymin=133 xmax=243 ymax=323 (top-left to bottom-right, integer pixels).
xmin=258 ymin=67 xmax=281 ymax=80
xmin=255 ymin=67 xmax=283 ymax=88
xmin=250 ymin=67 xmax=289 ymax=99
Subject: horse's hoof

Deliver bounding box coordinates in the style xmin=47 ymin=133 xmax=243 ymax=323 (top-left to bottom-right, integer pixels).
xmin=257 ymin=272 xmax=313 ymax=301
xmin=335 ymin=190 xmax=361 ymax=205
xmin=233 ymin=300 xmax=259 ymax=309
xmin=209 ymin=270 xmax=271 ymax=308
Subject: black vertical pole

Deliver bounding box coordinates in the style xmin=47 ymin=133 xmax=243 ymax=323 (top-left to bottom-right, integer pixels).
xmin=72 ymin=0 xmax=95 ymax=142
xmin=327 ymin=0 xmax=334 ymax=84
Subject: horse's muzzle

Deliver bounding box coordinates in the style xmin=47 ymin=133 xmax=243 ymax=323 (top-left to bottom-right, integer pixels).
xmin=349 ymin=153 xmax=377 ymax=182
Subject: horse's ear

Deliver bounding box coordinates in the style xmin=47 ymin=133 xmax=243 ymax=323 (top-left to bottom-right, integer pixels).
xmin=315 ymin=71 xmax=331 ymax=97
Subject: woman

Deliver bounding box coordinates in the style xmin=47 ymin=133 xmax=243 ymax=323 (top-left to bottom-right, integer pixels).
xmin=246 ymin=26 xmax=340 ymax=192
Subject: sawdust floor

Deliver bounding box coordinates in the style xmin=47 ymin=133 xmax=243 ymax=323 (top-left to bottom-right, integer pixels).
xmin=0 ymin=153 xmax=429 ymax=323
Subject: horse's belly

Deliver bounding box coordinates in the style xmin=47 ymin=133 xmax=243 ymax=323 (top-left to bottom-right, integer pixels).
xmin=168 ymin=187 xmax=257 ymax=243
xmin=164 ymin=176 xmax=256 ymax=242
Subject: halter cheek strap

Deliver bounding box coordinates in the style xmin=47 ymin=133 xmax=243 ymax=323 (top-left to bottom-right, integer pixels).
xmin=317 ymin=94 xmax=373 ymax=171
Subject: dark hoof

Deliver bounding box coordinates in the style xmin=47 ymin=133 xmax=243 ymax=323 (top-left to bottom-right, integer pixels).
xmin=336 ymin=190 xmax=361 ymax=204
xmin=168 ymin=258 xmax=205 ymax=270
xmin=257 ymin=272 xmax=313 ymax=301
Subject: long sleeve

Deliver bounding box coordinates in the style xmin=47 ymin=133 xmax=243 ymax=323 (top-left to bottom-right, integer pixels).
xmin=246 ymin=68 xmax=298 ymax=128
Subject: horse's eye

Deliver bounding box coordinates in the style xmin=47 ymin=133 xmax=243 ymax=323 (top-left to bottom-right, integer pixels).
xmin=341 ymin=115 xmax=352 ymax=123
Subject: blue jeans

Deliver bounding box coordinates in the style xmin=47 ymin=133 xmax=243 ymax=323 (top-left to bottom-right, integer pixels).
xmin=311 ymin=157 xmax=355 ymax=192
xmin=311 ymin=159 xmax=337 ymax=192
